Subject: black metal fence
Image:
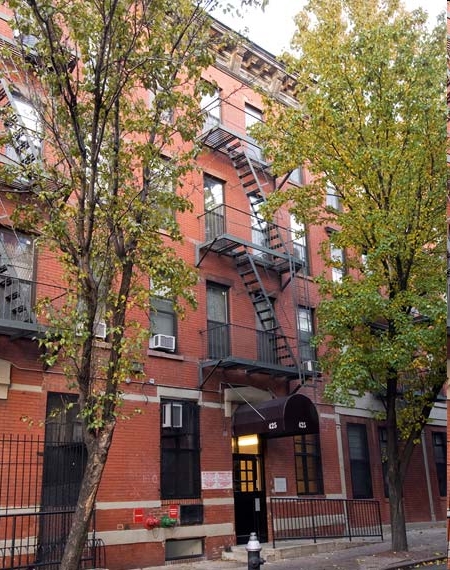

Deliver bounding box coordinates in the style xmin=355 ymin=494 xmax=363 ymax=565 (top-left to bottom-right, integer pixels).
xmin=270 ymin=497 xmax=383 ymax=548
xmin=0 ymin=434 xmax=105 ymax=569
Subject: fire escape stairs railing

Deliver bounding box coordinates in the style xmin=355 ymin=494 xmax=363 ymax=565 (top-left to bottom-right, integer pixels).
xmin=227 ymin=140 xmax=298 ymax=372
xmin=233 ymin=247 xmax=297 ymax=370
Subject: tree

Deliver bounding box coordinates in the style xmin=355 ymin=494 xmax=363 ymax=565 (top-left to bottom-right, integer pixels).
xmin=0 ymin=0 xmax=265 ymax=568
xmin=255 ymin=0 xmax=446 ymax=552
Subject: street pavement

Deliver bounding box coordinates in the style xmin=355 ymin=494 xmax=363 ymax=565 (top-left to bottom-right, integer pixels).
xmin=140 ymin=523 xmax=447 ymax=570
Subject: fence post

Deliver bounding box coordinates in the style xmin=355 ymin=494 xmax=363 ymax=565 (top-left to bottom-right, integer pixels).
xmin=344 ymin=499 xmax=352 ymax=541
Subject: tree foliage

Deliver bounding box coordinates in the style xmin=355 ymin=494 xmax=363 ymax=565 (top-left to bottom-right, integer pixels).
xmin=255 ymin=0 xmax=446 ymax=552
xmin=0 ymin=0 xmax=265 ymax=567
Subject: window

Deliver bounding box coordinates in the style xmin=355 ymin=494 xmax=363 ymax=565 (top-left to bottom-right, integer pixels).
xmin=330 ymin=243 xmax=345 ymax=282
xmin=326 ymin=182 xmax=341 ymax=210
xmin=200 ymin=87 xmax=221 ymax=132
xmin=148 ymin=86 xmax=174 ymax=124
xmin=432 ymin=432 xmax=446 ymax=497
xmin=4 ymin=93 xmax=41 ymax=165
xmin=289 ymin=166 xmax=304 ymax=186
xmin=290 ymin=215 xmax=309 ymax=271
xmin=203 ymin=174 xmax=224 ymax=241
xmin=0 ymin=228 xmax=34 ymax=321
xmin=206 ymin=282 xmax=229 ymax=358
xmin=161 ymin=399 xmax=200 ymax=499
xmin=250 ymin=194 xmax=269 ymax=258
xmin=245 ymin=104 xmax=263 ymax=160
xmin=347 ymin=423 xmax=373 ymax=499
xmin=150 ymin=294 xmax=176 ymax=338
xmin=143 ymin=159 xmax=175 ymax=230
xmin=297 ymin=306 xmax=316 ymax=369
xmin=294 ymin=434 xmax=324 ymax=495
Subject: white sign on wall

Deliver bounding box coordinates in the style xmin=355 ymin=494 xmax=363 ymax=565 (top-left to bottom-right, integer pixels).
xmin=201 ymin=471 xmax=233 ymax=490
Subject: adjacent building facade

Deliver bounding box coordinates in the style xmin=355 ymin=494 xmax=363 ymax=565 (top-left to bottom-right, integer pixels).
xmin=0 ymin=7 xmax=446 ymax=569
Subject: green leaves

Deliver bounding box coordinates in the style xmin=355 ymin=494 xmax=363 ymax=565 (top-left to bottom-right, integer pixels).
xmin=256 ymin=0 xmax=445 ymax=430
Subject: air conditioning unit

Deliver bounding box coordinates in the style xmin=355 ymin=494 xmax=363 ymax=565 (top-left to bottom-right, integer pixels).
xmin=149 ymin=334 xmax=175 ymax=352
xmin=94 ymin=321 xmax=107 ymax=340
xmin=302 ymin=360 xmax=314 ymax=372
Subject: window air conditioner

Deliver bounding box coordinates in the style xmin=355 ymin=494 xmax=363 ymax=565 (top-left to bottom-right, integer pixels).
xmin=149 ymin=334 xmax=176 ymax=352
xmin=94 ymin=321 xmax=107 ymax=340
xmin=162 ymin=402 xmax=183 ymax=428
xmin=302 ymin=360 xmax=314 ymax=372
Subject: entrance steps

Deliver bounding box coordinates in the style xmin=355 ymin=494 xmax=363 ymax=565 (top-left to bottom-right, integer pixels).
xmin=222 ymin=538 xmax=372 ymax=563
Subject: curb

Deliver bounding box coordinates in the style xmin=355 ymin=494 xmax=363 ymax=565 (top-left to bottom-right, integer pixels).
xmin=383 ymin=555 xmax=447 ymax=569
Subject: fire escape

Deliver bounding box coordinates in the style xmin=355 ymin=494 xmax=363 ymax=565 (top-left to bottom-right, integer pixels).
xmin=197 ymin=123 xmax=316 ymax=388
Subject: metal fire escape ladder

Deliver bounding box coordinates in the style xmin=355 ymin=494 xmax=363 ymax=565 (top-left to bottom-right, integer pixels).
xmin=234 ymin=248 xmax=297 ymax=369
xmin=227 ymin=141 xmax=297 ymax=371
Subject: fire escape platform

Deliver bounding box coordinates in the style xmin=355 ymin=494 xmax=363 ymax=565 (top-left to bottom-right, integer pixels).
xmin=199 ymin=125 xmax=270 ymax=168
xmin=200 ymin=356 xmax=299 ymax=381
xmin=196 ymin=233 xmax=305 ymax=275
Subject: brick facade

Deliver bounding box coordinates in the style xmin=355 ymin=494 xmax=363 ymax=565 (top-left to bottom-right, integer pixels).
xmin=0 ymin=5 xmax=446 ymax=569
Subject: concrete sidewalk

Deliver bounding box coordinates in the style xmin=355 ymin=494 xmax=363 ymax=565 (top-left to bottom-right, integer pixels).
xmin=141 ymin=522 xmax=447 ymax=570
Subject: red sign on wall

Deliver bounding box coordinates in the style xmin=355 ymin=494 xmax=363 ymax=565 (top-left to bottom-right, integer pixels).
xmin=133 ymin=508 xmax=144 ymax=523
xmin=169 ymin=504 xmax=179 ymax=519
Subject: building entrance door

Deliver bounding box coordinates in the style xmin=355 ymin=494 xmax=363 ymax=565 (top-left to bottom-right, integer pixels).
xmin=232 ymin=436 xmax=267 ymax=545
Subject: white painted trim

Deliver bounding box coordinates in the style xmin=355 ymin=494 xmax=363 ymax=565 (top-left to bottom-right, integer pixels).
xmin=10 ymin=383 xmax=42 ymax=393
xmin=122 ymin=393 xmax=159 ymax=403
xmin=96 ymin=501 xmax=161 ymax=510
xmin=96 ymin=523 xmax=234 ymax=546
xmin=157 ymin=386 xmax=200 ymax=400
xmin=203 ymin=497 xmax=235 ymax=505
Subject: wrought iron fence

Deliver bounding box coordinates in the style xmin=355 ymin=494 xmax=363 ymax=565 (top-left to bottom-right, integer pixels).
xmin=270 ymin=497 xmax=383 ymax=548
xmin=0 ymin=434 xmax=104 ymax=569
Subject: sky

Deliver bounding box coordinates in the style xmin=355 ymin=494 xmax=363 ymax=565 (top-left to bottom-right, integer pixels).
xmin=212 ymin=0 xmax=445 ymax=56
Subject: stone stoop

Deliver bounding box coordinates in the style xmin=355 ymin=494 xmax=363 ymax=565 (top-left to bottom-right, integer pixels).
xmin=221 ymin=539 xmax=366 ymax=563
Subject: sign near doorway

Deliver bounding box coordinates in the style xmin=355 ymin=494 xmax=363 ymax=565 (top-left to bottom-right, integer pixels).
xmin=201 ymin=471 xmax=233 ymax=490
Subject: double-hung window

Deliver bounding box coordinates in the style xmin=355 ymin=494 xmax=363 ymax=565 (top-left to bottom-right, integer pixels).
xmin=290 ymin=215 xmax=309 ymax=272
xmin=0 ymin=228 xmax=34 ymax=322
xmin=161 ymin=399 xmax=200 ymax=499
xmin=206 ymin=282 xmax=229 ymax=359
xmin=347 ymin=423 xmax=373 ymax=499
xmin=244 ymin=104 xmax=263 ymax=161
xmin=330 ymin=243 xmax=345 ymax=282
xmin=203 ymin=174 xmax=224 ymax=241
xmin=294 ymin=434 xmax=324 ymax=495
xmin=200 ymin=87 xmax=221 ymax=132
xmin=432 ymin=432 xmax=446 ymax=497
xmin=297 ymin=306 xmax=315 ymax=370
xmin=4 ymin=92 xmax=41 ymax=166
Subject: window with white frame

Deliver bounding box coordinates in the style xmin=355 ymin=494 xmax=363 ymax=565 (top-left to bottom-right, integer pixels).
xmin=150 ymin=281 xmax=176 ymax=339
xmin=244 ymin=104 xmax=263 ymax=161
xmin=203 ymin=174 xmax=224 ymax=241
xmin=297 ymin=306 xmax=316 ymax=368
xmin=4 ymin=93 xmax=41 ymax=165
xmin=289 ymin=166 xmax=304 ymax=186
xmin=290 ymin=214 xmax=308 ymax=271
xmin=143 ymin=159 xmax=174 ymax=230
xmin=325 ymin=182 xmax=341 ymax=210
xmin=148 ymin=85 xmax=174 ymax=124
xmin=330 ymin=242 xmax=345 ymax=282
xmin=200 ymin=87 xmax=221 ymax=132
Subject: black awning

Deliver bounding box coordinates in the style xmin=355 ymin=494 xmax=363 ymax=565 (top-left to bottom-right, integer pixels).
xmin=232 ymin=393 xmax=319 ymax=438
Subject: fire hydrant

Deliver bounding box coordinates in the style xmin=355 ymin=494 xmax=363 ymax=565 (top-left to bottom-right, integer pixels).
xmin=246 ymin=532 xmax=265 ymax=569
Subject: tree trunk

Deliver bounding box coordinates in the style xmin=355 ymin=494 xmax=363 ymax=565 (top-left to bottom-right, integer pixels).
xmin=60 ymin=423 xmax=115 ymax=570
xmin=387 ymin=461 xmax=408 ymax=551
xmin=386 ymin=371 xmax=408 ymax=552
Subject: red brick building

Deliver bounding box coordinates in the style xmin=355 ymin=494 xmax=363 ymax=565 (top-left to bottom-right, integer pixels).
xmin=0 ymin=7 xmax=446 ymax=569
